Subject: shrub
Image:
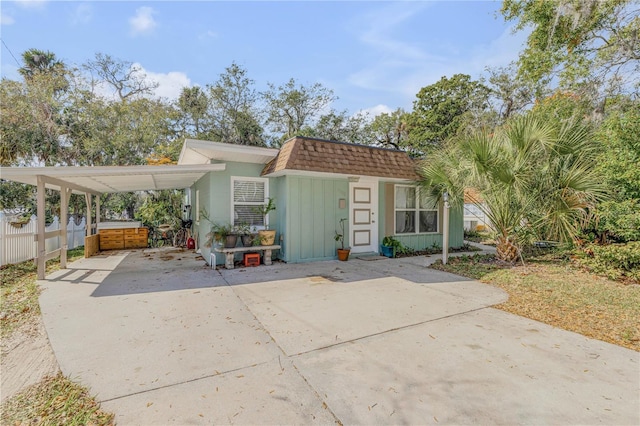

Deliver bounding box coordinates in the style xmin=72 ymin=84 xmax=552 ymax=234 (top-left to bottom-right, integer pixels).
xmin=575 ymin=242 xmax=640 ymax=283
xmin=595 ymin=200 xmax=640 ymax=242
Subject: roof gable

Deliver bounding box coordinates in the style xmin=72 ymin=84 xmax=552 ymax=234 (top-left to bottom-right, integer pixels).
xmin=261 ymin=137 xmax=418 ymax=180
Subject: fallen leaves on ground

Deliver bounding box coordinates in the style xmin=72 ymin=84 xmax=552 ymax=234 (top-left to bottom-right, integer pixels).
xmin=432 ymin=255 xmax=640 ymax=351
xmin=0 ymin=372 xmax=115 ymax=425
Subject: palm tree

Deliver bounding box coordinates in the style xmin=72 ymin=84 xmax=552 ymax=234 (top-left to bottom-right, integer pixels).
xmin=418 ymin=113 xmax=608 ymax=262
xmin=18 ymin=49 xmax=65 ymax=79
xmin=18 ymin=49 xmax=69 ymax=94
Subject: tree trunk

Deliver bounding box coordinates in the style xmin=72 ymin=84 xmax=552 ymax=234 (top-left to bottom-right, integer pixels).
xmin=495 ymin=235 xmax=520 ymax=263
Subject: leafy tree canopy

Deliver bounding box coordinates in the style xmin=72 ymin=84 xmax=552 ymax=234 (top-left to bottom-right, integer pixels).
xmin=263 ymin=78 xmax=336 ymax=145
xmin=406 ymin=74 xmax=491 ymax=154
xmin=502 ymin=0 xmax=640 ymax=100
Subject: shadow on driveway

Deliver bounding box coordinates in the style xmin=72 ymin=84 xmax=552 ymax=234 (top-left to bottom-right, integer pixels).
xmin=38 ymin=247 xmax=639 ymax=425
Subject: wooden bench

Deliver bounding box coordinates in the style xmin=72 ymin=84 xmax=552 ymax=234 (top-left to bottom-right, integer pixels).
xmin=214 ymin=245 xmax=281 ymax=269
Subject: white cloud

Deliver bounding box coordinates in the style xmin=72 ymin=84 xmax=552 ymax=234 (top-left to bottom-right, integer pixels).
xmin=89 ymin=63 xmax=190 ymax=102
xmin=357 ymin=3 xmax=431 ymax=61
xmin=1 ymin=11 xmax=15 ymax=25
xmin=129 ymin=6 xmax=157 ymax=36
xmin=357 ymin=104 xmax=393 ymax=118
xmin=348 ymin=3 xmax=529 ymax=109
xmin=137 ymin=64 xmax=191 ymax=100
xmin=15 ymin=0 xmax=47 ymax=9
xmin=70 ymin=3 xmax=92 ymax=25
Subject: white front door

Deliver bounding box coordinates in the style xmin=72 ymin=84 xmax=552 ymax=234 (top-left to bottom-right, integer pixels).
xmin=349 ymin=180 xmax=378 ymax=254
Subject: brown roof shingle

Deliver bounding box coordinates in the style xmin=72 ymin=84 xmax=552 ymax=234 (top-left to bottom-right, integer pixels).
xmin=261 ymin=137 xmax=419 ymax=180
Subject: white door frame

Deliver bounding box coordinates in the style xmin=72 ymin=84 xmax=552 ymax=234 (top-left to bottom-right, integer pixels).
xmin=349 ymin=179 xmax=378 ymax=254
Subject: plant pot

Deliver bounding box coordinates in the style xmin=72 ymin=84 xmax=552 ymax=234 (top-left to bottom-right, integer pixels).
xmin=337 ymin=248 xmax=350 ymax=261
xmin=258 ymin=230 xmax=276 ymax=246
xmin=241 ymin=234 xmax=255 ymax=247
xmin=380 ymin=245 xmax=394 ymax=258
xmin=224 ymin=234 xmax=238 ymax=248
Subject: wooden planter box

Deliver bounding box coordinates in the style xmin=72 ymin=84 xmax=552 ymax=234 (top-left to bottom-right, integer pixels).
xmin=99 ymin=227 xmax=148 ymax=250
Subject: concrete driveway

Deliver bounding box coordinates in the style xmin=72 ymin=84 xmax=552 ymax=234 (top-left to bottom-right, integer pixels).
xmin=40 ymin=248 xmax=639 ymax=425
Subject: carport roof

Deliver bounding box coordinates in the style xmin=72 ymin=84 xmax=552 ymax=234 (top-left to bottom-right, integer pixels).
xmin=0 ymin=163 xmax=226 ymax=194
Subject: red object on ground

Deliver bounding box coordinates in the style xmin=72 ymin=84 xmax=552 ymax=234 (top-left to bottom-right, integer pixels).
xmin=187 ymin=237 xmax=195 ymax=249
xmin=244 ymin=253 xmax=260 ymax=267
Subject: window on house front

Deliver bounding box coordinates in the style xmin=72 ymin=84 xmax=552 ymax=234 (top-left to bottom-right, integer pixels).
xmin=395 ymin=185 xmax=438 ymax=234
xmin=232 ymin=177 xmax=268 ymax=228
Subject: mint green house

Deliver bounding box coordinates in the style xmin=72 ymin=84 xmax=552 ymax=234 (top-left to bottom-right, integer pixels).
xmin=178 ymin=136 xmax=464 ymax=266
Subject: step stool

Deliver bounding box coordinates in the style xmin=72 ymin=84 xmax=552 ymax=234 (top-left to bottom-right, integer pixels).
xmin=243 ymin=252 xmax=260 ymax=267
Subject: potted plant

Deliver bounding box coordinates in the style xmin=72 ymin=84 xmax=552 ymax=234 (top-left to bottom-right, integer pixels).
xmin=254 ymin=197 xmax=276 ymax=246
xmin=334 ymin=218 xmax=350 ymax=261
xmin=381 ymin=236 xmax=401 ymax=258
xmin=237 ymin=222 xmax=255 ymax=247
xmin=212 ymin=222 xmax=237 ymax=248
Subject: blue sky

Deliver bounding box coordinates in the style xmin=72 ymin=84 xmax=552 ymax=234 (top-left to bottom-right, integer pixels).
xmin=1 ymin=0 xmax=528 ymax=116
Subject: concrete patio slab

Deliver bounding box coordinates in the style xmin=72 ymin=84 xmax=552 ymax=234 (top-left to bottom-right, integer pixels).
xmin=293 ymin=308 xmax=639 ymax=425
xmin=232 ymin=274 xmax=506 ymax=355
xmin=40 ymin=249 xmax=279 ymax=402
xmin=38 ymin=248 xmax=639 ymax=425
xmin=101 ymin=358 xmax=338 ymax=425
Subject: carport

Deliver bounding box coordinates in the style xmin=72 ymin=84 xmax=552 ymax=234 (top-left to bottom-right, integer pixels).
xmin=1 ymin=163 xmax=224 ymax=279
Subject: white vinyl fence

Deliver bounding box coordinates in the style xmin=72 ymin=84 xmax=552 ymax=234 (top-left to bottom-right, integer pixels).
xmin=0 ymin=215 xmax=86 ymax=266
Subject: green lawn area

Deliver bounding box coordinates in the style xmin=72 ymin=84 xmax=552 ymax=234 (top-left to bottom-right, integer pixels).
xmin=431 ymin=253 xmax=640 ymax=351
xmin=1 ymin=249 xmax=115 ymax=425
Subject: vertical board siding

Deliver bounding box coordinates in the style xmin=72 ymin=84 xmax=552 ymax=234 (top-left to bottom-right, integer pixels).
xmin=323 ymin=181 xmax=337 ymax=258
xmin=286 ymin=176 xmax=300 ymax=262
xmin=312 ymin=179 xmax=326 ymax=259
xmin=299 ymin=177 xmax=314 ymax=260
xmin=285 ymin=176 xmax=348 ymax=263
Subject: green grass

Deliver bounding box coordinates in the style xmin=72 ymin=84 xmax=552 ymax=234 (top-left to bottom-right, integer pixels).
xmin=0 ymin=248 xmax=115 ymax=425
xmin=1 ymin=372 xmax=114 ymax=425
xmin=432 ymin=253 xmax=640 ymax=351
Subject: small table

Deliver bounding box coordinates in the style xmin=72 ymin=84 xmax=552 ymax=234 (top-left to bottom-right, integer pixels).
xmin=214 ymin=245 xmax=282 ymax=269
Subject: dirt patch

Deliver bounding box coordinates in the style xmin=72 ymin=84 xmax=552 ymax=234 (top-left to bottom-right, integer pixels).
xmin=1 ymin=317 xmax=59 ymax=403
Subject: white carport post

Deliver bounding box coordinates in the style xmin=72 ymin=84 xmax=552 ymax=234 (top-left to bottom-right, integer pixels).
xmin=85 ymin=193 xmax=92 ymax=236
xmin=36 ymin=176 xmax=46 ymax=279
xmin=60 ymin=185 xmax=70 ymax=269
xmin=96 ymin=194 xmax=101 ymax=226
xmin=442 ymin=192 xmax=450 ymax=265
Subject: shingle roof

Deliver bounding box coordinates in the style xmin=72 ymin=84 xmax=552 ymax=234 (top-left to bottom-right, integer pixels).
xmin=261 ymin=136 xmax=419 ymax=180
xmin=464 ymin=188 xmax=484 ymax=203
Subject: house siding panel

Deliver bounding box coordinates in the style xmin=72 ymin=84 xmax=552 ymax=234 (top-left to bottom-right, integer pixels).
xmin=284 ymin=176 xmax=348 ymax=263
xmin=191 ymin=161 xmax=273 ymax=266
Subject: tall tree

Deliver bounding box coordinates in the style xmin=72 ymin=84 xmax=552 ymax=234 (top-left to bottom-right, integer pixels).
xmin=300 ymin=110 xmax=373 ymax=145
xmin=418 ymin=113 xmax=608 ymax=262
xmin=502 ymin=0 xmax=640 ymax=106
xmin=176 ymin=86 xmax=209 ymax=137
xmin=66 ymin=96 xmax=175 ymax=166
xmin=406 ymin=74 xmax=492 ymax=154
xmin=263 ymin=78 xmax=336 ymax=145
xmin=369 ymin=108 xmax=409 ymax=150
xmin=484 ymin=65 xmax=541 ymax=122
xmin=1 ymin=73 xmax=69 ymax=166
xmin=18 ymin=48 xmax=65 ymax=80
xmin=84 ymin=53 xmax=159 ymax=102
xmin=207 ymin=62 xmax=264 ymax=146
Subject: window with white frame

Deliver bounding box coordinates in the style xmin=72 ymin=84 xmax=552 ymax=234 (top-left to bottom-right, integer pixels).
xmin=232 ymin=177 xmax=268 ymax=228
xmin=395 ymin=185 xmax=438 ymax=234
